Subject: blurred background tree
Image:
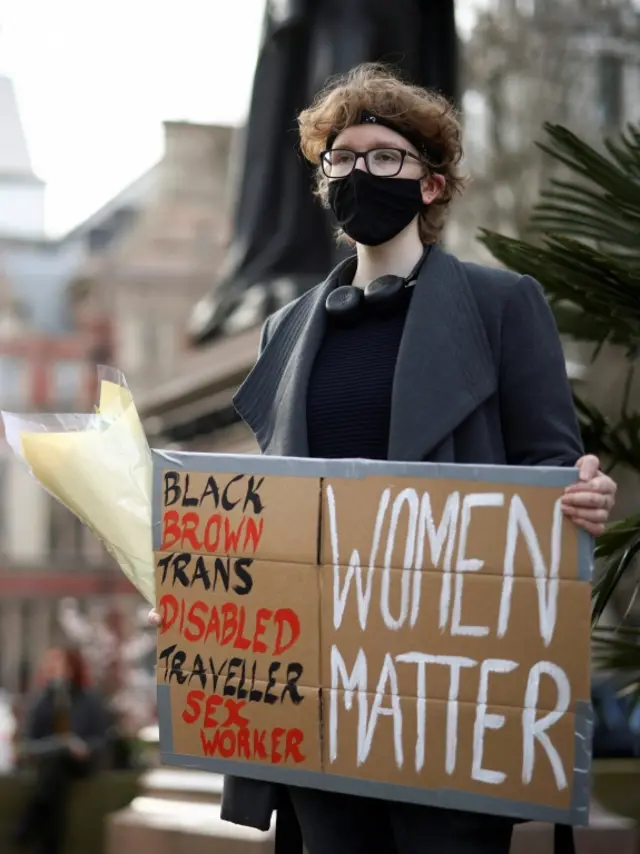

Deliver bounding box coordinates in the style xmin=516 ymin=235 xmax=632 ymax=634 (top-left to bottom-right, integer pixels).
xmin=478 ymin=120 xmax=640 ymax=701
xmin=449 ymin=0 xmax=640 ymax=261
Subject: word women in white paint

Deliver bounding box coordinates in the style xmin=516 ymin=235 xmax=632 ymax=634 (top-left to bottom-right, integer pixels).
xmin=325 ymin=484 xmax=564 ymax=647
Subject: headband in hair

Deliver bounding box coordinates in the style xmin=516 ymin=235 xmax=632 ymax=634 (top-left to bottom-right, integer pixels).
xmin=326 ymin=109 xmax=443 ymax=167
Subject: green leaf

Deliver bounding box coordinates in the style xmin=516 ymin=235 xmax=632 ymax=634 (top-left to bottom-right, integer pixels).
xmin=591 ymin=533 xmax=640 ymax=627
xmin=591 ymin=628 xmax=640 ymax=696
xmin=595 ymin=515 xmax=640 ymax=559
xmin=478 ymin=122 xmax=640 ymax=359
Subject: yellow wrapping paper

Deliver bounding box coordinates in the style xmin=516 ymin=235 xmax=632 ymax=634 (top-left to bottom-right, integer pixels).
xmin=2 ymin=371 xmax=155 ymax=604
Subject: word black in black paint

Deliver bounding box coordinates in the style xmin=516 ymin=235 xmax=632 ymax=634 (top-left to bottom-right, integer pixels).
xmin=158 ymin=644 xmax=303 ymax=706
xmin=157 ymin=552 xmax=253 ymax=595
xmin=164 ymin=472 xmax=265 ymax=514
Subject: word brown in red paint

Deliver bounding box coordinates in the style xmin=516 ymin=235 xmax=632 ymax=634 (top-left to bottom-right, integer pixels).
xmin=159 ymin=595 xmax=301 ymax=656
xmin=161 ymin=510 xmax=264 ymax=555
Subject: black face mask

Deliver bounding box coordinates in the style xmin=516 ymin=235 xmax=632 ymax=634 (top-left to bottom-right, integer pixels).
xmin=327 ymin=170 xmax=425 ymax=246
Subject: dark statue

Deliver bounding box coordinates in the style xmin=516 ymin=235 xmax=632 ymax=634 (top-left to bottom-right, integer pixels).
xmin=189 ymin=0 xmax=458 ymax=343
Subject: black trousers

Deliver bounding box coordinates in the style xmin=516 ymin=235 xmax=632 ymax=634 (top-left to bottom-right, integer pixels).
xmin=284 ymin=788 xmax=514 ymax=854
xmin=276 ymin=788 xmax=577 ymax=854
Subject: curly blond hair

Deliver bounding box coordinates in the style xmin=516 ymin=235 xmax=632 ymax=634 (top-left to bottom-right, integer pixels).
xmin=298 ymin=63 xmax=465 ymax=245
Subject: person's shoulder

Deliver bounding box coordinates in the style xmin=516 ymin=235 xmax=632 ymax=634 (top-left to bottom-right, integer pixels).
xmin=450 ymin=253 xmax=547 ymax=320
xmin=458 ymin=257 xmax=523 ymax=302
xmin=263 ymin=281 xmax=327 ymax=338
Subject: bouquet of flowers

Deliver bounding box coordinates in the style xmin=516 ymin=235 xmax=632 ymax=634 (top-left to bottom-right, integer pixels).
xmin=1 ymin=367 xmax=155 ymax=604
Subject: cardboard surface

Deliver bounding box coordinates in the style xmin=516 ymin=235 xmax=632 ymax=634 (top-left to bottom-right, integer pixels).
xmin=153 ymin=451 xmax=593 ymax=826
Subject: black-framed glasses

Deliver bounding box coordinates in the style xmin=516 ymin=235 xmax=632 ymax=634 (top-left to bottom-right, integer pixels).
xmin=319 ymin=147 xmax=423 ymax=179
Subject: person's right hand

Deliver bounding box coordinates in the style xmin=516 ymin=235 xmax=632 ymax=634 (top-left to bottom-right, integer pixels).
xmin=148 ymin=609 xmax=162 ymax=627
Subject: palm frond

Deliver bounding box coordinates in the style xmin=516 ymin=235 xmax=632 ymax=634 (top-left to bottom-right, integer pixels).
xmin=533 ymin=124 xmax=640 ymax=244
xmin=596 ymin=516 xmax=640 ymax=560
xmin=478 ymin=122 xmax=640 ymax=358
xmin=592 ymin=627 xmax=640 ymax=700
xmin=575 ymin=396 xmax=640 ymax=473
xmin=592 ymin=530 xmax=640 ymax=627
xmin=552 ymin=303 xmax=628 ymax=347
xmin=478 ymin=231 xmax=640 ymax=353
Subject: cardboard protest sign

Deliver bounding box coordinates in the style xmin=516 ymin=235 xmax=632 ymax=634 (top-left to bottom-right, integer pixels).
xmin=152 ymin=452 xmax=593 ymax=826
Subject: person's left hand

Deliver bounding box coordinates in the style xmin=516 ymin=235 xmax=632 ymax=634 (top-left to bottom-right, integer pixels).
xmin=561 ymin=454 xmax=617 ymax=538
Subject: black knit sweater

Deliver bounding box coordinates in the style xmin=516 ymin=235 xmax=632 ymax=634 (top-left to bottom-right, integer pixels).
xmin=306 ymin=288 xmax=412 ymax=460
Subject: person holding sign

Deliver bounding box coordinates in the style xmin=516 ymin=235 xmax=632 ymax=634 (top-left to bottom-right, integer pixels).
xmin=149 ymin=63 xmax=617 ymax=854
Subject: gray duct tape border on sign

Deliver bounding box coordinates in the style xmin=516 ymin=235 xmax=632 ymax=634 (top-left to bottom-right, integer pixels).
xmin=151 ymin=450 xmax=582 ymax=487
xmin=156 ymin=683 xmax=174 ymax=754
xmin=151 ymin=450 xmax=594 ymax=581
xmin=155 ymin=685 xmax=592 ymax=827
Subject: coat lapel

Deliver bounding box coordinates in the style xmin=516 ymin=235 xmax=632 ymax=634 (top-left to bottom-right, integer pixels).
xmin=236 ymin=246 xmax=497 ymax=462
xmin=233 ymin=257 xmax=354 ymax=456
xmin=388 ymin=245 xmax=497 ymax=462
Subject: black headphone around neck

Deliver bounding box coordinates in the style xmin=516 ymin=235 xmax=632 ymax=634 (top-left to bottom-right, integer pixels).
xmin=325 ymin=245 xmax=431 ymax=323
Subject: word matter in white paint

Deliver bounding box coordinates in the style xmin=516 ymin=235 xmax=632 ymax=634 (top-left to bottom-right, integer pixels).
xmin=329 ymin=646 xmax=570 ymax=790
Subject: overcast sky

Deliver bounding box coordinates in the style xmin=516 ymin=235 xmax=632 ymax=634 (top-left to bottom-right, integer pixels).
xmin=1 ymin=0 xmax=485 ymax=237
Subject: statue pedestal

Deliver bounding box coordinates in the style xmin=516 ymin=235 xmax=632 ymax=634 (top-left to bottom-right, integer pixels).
xmin=510 ymin=800 xmax=638 ymax=854
xmin=106 ymin=769 xmax=273 ymax=854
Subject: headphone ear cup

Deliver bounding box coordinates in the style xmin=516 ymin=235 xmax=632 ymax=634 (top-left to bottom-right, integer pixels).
xmin=325 ymin=286 xmax=364 ymax=323
xmin=364 ymin=275 xmax=405 ymax=314
xmin=325 ymin=270 xmax=412 ymax=324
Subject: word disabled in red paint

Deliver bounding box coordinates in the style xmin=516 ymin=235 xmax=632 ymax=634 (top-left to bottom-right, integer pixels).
xmin=159 ymin=594 xmax=301 ymax=656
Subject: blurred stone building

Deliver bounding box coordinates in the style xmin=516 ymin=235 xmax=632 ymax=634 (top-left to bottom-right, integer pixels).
xmin=69 ymin=120 xmax=254 ymax=454
xmin=0 ymin=74 xmax=156 ymax=697
xmin=452 ymin=0 xmax=640 ymax=254
xmin=0 ymin=79 xmax=242 ymax=700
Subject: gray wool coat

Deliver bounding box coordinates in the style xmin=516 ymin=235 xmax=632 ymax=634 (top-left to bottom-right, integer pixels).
xmin=224 ymin=243 xmax=583 ymax=831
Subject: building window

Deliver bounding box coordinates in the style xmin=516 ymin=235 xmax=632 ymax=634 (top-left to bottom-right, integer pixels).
xmin=0 ymin=355 xmax=27 ymax=407
xmin=118 ymin=315 xmax=172 ymax=378
xmin=599 ymin=54 xmax=623 ymax=128
xmin=81 ymin=522 xmax=107 ymax=564
xmin=51 ymin=360 xmax=83 ymax=408
xmin=142 ymin=317 xmax=158 ymax=366
xmin=48 ymin=498 xmax=84 ymax=562
xmin=157 ymin=321 xmax=175 ymax=374
xmin=119 ymin=317 xmax=143 ymax=374
xmin=0 ymin=457 xmax=5 ymax=552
